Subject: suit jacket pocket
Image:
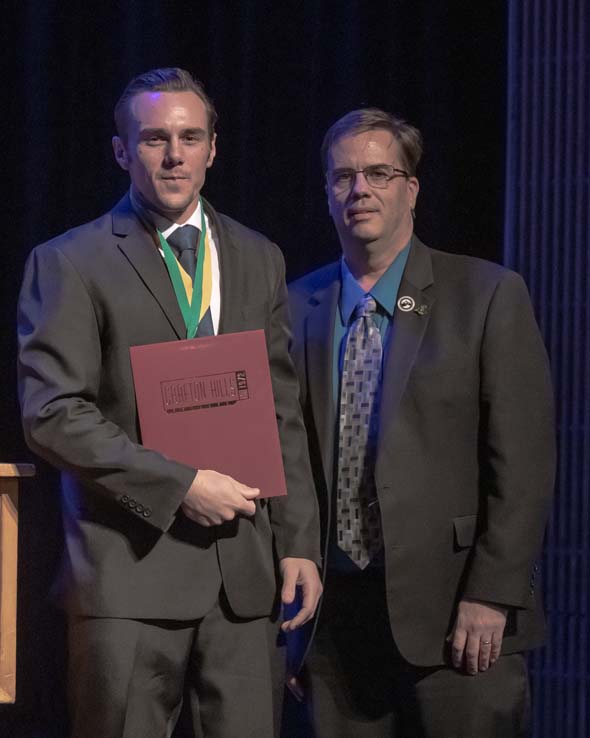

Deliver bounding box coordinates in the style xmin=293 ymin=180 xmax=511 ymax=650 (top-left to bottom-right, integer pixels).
xmin=453 ymin=514 xmax=477 ymax=549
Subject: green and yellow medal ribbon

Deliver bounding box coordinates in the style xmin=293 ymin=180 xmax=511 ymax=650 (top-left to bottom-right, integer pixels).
xmin=157 ymin=199 xmax=211 ymax=339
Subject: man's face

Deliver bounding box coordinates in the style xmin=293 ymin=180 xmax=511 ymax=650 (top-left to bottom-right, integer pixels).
xmin=112 ymin=91 xmax=216 ymax=222
xmin=326 ymin=130 xmax=419 ymax=254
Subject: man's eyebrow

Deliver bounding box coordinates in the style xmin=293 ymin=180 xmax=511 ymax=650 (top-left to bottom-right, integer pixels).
xmin=331 ymin=163 xmax=392 ymax=172
xmin=174 ymin=127 xmax=208 ymax=138
xmin=139 ymin=127 xmax=169 ymax=138
xmin=138 ymin=127 xmax=207 ymax=138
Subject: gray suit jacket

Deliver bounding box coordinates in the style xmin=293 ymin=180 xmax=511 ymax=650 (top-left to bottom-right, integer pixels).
xmin=288 ymin=237 xmax=555 ymax=666
xmin=18 ymin=193 xmax=320 ymax=620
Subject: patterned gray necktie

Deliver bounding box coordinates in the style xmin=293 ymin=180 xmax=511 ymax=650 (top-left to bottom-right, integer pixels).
xmin=336 ymin=294 xmax=384 ymax=569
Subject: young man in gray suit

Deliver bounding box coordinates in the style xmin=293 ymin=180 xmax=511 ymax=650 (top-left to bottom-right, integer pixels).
xmin=18 ymin=68 xmax=322 ymax=738
xmin=288 ymin=109 xmax=555 ymax=737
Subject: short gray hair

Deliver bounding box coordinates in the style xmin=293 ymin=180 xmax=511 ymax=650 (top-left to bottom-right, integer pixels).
xmin=321 ymin=108 xmax=423 ymax=176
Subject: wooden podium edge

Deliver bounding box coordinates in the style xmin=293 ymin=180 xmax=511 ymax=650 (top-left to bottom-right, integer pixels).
xmin=0 ymin=464 xmax=35 ymax=703
xmin=0 ymin=464 xmax=35 ymax=479
xmin=0 ymin=685 xmax=12 ymax=702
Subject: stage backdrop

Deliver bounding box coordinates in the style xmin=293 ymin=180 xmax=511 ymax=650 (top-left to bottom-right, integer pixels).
xmin=504 ymin=3 xmax=589 ymax=738
xmin=1 ymin=2 xmax=586 ymax=737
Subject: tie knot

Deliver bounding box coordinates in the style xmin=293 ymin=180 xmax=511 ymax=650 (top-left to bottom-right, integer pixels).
xmin=167 ymin=225 xmax=199 ymax=255
xmin=354 ymin=295 xmax=377 ymax=319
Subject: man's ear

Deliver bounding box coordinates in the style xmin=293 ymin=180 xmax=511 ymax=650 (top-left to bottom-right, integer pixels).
xmin=325 ymin=183 xmax=332 ymax=218
xmin=206 ymin=132 xmax=217 ymax=168
xmin=112 ymin=136 xmax=130 ymax=171
xmin=407 ymin=176 xmax=420 ymax=211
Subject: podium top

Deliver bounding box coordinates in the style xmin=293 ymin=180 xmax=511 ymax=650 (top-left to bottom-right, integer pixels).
xmin=0 ymin=463 xmax=36 ymax=478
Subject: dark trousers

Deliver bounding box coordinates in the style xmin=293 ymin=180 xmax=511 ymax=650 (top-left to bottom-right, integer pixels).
xmin=67 ymin=593 xmax=284 ymax=738
xmin=306 ymin=569 xmax=531 ymax=738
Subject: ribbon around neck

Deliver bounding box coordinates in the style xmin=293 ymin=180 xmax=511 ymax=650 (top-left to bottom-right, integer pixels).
xmin=157 ymin=200 xmax=207 ymax=339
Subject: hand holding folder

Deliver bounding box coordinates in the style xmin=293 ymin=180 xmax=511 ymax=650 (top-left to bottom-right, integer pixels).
xmin=181 ymin=468 xmax=260 ymax=526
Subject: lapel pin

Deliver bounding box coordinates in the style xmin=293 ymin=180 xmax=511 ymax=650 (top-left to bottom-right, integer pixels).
xmin=397 ymin=296 xmax=415 ymax=312
xmin=414 ymin=304 xmax=429 ymax=316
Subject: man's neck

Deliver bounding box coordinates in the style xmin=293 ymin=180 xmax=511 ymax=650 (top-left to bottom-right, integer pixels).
xmin=130 ymin=187 xmax=199 ymax=226
xmin=343 ymin=235 xmax=412 ymax=292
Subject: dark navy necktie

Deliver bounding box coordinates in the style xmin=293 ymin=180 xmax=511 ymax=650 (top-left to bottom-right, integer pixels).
xmin=167 ymin=225 xmax=199 ymax=281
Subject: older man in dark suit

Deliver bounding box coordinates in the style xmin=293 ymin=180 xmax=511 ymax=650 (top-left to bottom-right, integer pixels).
xmin=18 ymin=67 xmax=321 ymax=738
xmin=287 ymin=109 xmax=555 ymax=737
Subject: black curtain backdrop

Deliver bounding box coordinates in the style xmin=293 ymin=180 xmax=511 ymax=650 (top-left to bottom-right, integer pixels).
xmin=2 ymin=3 xmax=508 ymax=737
xmin=504 ymin=3 xmax=590 ymax=737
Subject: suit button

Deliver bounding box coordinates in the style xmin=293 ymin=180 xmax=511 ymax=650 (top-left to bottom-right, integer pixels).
xmin=121 ymin=495 xmax=129 ymax=504
xmin=534 ymin=564 xmax=540 ymax=572
xmin=143 ymin=508 xmax=152 ymax=518
xmin=136 ymin=504 xmax=144 ymax=513
xmin=128 ymin=499 xmax=137 ymax=509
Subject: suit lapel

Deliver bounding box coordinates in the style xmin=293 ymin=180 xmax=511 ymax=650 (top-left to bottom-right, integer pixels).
xmin=304 ymin=265 xmax=340 ymax=492
xmin=376 ymin=238 xmax=435 ymax=471
xmin=204 ymin=200 xmax=244 ymax=334
xmin=113 ymin=194 xmax=186 ymax=339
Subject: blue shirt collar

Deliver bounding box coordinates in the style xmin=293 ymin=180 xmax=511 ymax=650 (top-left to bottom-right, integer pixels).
xmin=339 ymin=241 xmax=412 ymax=325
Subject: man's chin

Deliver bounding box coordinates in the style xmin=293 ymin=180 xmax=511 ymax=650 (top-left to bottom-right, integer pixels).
xmin=347 ymin=223 xmax=381 ymax=241
xmin=153 ymin=196 xmax=199 ymax=221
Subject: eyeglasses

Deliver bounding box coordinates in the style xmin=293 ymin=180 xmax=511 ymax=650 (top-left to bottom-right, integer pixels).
xmin=327 ymin=165 xmax=409 ymax=193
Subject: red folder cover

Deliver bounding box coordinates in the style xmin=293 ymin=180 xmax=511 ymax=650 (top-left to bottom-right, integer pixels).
xmin=130 ymin=329 xmax=287 ymax=498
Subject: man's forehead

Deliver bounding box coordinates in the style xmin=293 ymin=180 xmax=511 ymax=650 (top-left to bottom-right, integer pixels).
xmin=127 ymin=90 xmax=206 ymax=124
xmin=328 ymin=129 xmax=399 ymax=166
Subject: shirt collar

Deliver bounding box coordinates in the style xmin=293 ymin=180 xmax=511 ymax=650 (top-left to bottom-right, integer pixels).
xmin=161 ymin=200 xmax=202 ymax=239
xmin=339 ymin=240 xmax=412 ymax=325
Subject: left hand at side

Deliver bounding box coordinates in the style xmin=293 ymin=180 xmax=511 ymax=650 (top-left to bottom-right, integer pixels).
xmin=280 ymin=557 xmax=322 ymax=632
xmin=448 ymin=597 xmax=508 ymax=674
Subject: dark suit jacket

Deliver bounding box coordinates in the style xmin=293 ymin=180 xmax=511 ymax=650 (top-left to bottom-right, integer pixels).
xmin=18 ymin=194 xmax=320 ymax=621
xmin=288 ymin=237 xmax=555 ymax=667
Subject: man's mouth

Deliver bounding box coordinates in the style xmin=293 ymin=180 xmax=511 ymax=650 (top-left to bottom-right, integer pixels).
xmin=347 ymin=208 xmax=376 ymax=218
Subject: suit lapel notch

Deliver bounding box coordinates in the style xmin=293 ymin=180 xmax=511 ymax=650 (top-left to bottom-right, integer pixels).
xmin=112 ymin=197 xmax=186 ymax=339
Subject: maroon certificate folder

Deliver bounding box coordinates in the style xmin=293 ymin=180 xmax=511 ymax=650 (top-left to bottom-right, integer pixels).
xmin=130 ymin=329 xmax=287 ymax=498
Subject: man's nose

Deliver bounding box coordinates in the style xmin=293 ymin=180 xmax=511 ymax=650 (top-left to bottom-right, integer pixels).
xmin=349 ymin=171 xmax=371 ymax=198
xmin=164 ymin=138 xmax=183 ymax=166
